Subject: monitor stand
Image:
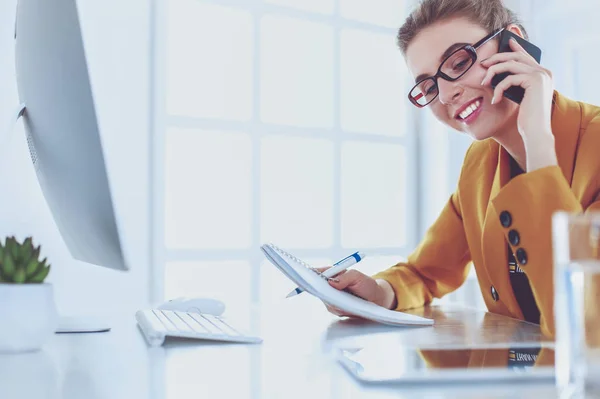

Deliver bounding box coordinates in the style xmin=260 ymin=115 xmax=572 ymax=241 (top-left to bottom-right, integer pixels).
xmin=56 ymin=316 xmax=111 ymax=334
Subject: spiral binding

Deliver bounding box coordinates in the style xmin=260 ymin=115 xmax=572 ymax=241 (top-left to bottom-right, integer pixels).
xmin=267 ymin=243 xmax=312 ymax=268
xmin=266 ymin=243 xmax=326 ymax=278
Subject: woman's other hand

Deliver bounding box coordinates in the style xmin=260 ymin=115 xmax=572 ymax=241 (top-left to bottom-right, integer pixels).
xmin=314 ymin=267 xmax=397 ymax=317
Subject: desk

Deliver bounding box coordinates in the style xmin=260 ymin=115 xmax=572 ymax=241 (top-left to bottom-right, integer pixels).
xmin=0 ymin=298 xmax=559 ymax=399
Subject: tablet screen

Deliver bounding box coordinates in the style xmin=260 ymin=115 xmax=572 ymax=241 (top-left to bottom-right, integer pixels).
xmin=337 ymin=345 xmax=555 ymax=383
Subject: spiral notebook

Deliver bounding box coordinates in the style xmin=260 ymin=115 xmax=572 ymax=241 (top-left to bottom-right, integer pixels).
xmin=260 ymin=243 xmax=434 ymax=326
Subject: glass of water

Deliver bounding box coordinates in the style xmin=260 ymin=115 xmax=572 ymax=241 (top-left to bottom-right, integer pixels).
xmin=553 ymin=211 xmax=600 ymax=398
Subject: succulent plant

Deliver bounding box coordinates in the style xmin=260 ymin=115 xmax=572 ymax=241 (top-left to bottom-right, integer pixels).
xmin=0 ymin=236 xmax=51 ymax=283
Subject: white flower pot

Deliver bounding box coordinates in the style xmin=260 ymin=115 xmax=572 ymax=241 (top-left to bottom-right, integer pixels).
xmin=0 ymin=283 xmax=58 ymax=352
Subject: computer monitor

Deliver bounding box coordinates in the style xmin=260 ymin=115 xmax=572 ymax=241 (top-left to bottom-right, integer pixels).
xmin=14 ymin=0 xmax=129 ymax=329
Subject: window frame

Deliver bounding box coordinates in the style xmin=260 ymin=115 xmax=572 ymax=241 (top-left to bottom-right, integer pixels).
xmin=149 ymin=0 xmax=421 ymax=304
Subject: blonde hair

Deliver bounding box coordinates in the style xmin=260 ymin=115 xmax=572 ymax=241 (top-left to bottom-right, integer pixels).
xmin=397 ymin=0 xmax=527 ymax=55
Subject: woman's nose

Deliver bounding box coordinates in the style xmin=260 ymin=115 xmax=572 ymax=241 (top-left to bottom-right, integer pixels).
xmin=437 ymin=78 xmax=464 ymax=105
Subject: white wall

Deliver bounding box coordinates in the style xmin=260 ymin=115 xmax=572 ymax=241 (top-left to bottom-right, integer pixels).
xmin=0 ymin=0 xmax=151 ymax=317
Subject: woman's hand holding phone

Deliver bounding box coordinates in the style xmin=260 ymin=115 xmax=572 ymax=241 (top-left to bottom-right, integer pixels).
xmin=480 ymin=37 xmax=558 ymax=172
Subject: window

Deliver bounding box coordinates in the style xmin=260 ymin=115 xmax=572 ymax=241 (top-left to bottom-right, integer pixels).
xmin=151 ymin=0 xmax=416 ymax=318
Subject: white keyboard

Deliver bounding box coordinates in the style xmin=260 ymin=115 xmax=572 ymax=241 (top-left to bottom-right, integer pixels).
xmin=135 ymin=309 xmax=262 ymax=346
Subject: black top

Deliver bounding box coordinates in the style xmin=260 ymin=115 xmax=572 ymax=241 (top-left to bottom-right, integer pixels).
xmin=507 ymin=157 xmax=541 ymax=324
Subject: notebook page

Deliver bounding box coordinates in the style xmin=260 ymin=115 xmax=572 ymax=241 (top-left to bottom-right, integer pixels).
xmin=261 ymin=245 xmax=318 ymax=296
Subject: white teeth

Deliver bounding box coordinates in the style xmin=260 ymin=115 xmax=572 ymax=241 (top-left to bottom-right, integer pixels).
xmin=459 ymin=100 xmax=481 ymax=120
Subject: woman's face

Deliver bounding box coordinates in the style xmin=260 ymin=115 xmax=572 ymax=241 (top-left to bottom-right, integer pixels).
xmin=405 ymin=17 xmax=519 ymax=140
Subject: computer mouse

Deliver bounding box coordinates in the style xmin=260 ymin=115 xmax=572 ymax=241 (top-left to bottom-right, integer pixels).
xmin=157 ymin=297 xmax=226 ymax=316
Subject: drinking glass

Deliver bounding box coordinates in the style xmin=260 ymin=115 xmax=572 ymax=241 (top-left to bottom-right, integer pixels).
xmin=553 ymin=211 xmax=600 ymax=398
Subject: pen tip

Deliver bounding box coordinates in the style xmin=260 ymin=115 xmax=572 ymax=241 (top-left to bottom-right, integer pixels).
xmin=285 ymin=291 xmax=295 ymax=298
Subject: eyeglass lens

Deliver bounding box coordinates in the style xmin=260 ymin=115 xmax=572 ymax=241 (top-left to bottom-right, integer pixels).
xmin=410 ymin=48 xmax=475 ymax=106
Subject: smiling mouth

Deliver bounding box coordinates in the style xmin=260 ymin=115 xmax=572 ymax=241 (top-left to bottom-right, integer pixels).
xmin=456 ymin=97 xmax=483 ymax=120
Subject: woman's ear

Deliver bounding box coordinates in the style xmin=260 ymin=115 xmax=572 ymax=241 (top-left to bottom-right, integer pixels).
xmin=506 ymin=24 xmax=525 ymax=39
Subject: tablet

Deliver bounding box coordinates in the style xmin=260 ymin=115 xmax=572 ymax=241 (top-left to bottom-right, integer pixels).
xmin=337 ymin=344 xmax=555 ymax=384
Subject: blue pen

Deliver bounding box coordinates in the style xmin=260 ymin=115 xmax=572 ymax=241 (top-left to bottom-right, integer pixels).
xmin=285 ymin=251 xmax=366 ymax=298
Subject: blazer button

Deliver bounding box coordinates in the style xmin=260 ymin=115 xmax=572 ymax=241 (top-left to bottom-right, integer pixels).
xmin=499 ymin=211 xmax=512 ymax=228
xmin=490 ymin=285 xmax=499 ymax=302
xmin=508 ymin=230 xmax=520 ymax=246
xmin=516 ymin=248 xmax=528 ymax=265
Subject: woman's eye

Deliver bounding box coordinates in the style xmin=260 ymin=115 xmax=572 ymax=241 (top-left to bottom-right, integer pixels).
xmin=453 ymin=60 xmax=469 ymax=70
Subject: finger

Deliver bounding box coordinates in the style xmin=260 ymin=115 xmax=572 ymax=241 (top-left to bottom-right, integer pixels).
xmin=480 ymin=60 xmax=534 ymax=87
xmin=324 ymin=303 xmax=340 ymax=315
xmin=480 ymin=48 xmax=537 ymax=68
xmin=491 ymin=74 xmax=528 ymax=104
xmin=328 ymin=269 xmax=361 ymax=290
xmin=324 ymin=303 xmax=349 ymax=317
xmin=313 ymin=266 xmax=347 ymax=280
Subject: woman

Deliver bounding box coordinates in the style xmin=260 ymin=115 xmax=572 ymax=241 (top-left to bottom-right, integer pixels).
xmin=322 ymin=0 xmax=600 ymax=338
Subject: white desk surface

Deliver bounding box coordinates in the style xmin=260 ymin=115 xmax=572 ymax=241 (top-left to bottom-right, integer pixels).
xmin=0 ymin=298 xmax=560 ymax=399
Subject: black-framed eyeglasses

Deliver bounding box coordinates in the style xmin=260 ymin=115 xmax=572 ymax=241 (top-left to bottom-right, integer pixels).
xmin=408 ymin=27 xmax=505 ymax=108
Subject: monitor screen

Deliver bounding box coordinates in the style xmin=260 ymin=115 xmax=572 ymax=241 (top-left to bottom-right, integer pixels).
xmin=14 ymin=0 xmax=128 ymax=271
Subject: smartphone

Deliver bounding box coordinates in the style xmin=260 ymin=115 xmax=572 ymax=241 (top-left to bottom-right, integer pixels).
xmin=490 ymin=30 xmax=542 ymax=104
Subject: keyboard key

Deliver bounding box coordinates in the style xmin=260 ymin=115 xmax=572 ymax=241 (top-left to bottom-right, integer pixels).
xmin=205 ymin=315 xmax=240 ymax=336
xmin=163 ymin=311 xmax=194 ymax=332
xmin=144 ymin=310 xmax=168 ymax=333
xmin=188 ymin=313 xmax=223 ymax=335
xmin=152 ymin=310 xmax=177 ymax=331
xmin=178 ymin=312 xmax=208 ymax=334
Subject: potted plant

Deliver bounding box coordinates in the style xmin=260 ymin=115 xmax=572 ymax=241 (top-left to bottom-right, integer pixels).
xmin=0 ymin=236 xmax=58 ymax=352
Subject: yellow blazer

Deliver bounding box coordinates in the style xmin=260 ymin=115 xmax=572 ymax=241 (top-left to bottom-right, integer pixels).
xmin=419 ymin=347 xmax=554 ymax=369
xmin=373 ymin=91 xmax=600 ymax=338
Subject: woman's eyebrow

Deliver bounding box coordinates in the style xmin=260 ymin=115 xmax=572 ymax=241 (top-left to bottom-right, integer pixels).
xmin=440 ymin=42 xmax=470 ymax=61
xmin=413 ymin=42 xmax=470 ymax=83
